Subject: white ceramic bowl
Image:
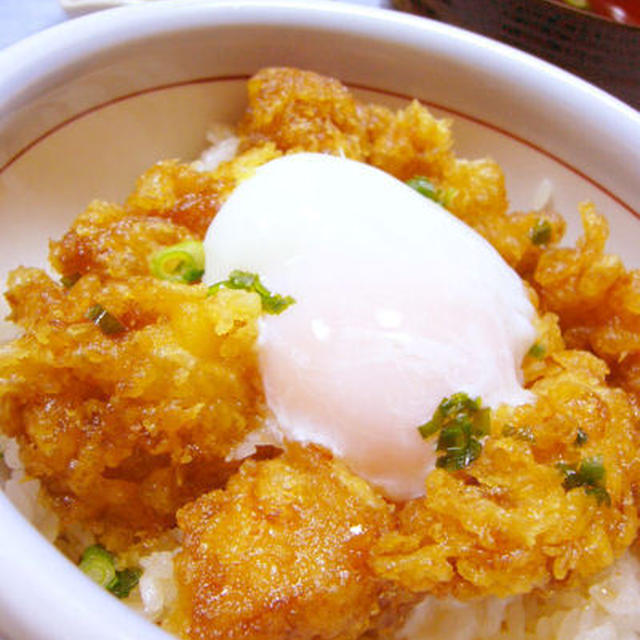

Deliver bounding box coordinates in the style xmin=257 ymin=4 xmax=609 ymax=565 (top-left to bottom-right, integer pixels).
xmin=1 ymin=2 xmax=639 ymax=639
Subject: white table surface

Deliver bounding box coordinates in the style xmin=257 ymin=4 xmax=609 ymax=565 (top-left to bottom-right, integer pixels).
xmin=0 ymin=0 xmax=391 ymax=50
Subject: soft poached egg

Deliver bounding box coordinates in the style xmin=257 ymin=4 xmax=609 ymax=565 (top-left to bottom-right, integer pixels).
xmin=203 ymin=153 xmax=536 ymax=500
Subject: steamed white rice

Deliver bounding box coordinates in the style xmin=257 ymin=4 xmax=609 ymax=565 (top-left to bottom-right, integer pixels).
xmin=0 ymin=434 xmax=180 ymax=621
xmin=400 ymin=555 xmax=640 ymax=640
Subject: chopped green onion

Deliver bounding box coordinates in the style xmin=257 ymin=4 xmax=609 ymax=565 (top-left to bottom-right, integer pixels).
xmin=417 ymin=392 xmax=490 ymax=471
xmin=529 ymin=219 xmax=552 ymax=246
xmin=149 ymin=241 xmax=205 ymax=283
xmin=60 ymin=273 xmax=81 ymax=289
xmin=575 ymin=428 xmax=588 ymax=446
xmin=79 ymin=545 xmax=117 ymax=590
xmin=557 ymin=456 xmax=610 ymax=506
xmin=87 ymin=304 xmax=126 ymax=335
xmin=575 ymin=457 xmax=605 ymax=485
xmin=109 ymin=567 xmax=142 ymax=599
xmin=417 ymin=419 xmax=441 ymax=440
xmin=584 ymin=485 xmax=611 ymax=505
xmin=208 ymin=270 xmax=295 ymax=315
xmin=527 ymin=342 xmax=546 ymax=359
xmin=78 ymin=545 xmax=142 ymax=599
xmin=406 ymin=176 xmax=457 ymax=208
xmin=407 ymin=176 xmax=438 ymax=200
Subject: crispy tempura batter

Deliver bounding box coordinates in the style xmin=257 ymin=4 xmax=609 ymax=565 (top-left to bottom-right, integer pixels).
xmin=171 ymin=446 xmax=416 ymax=640
xmin=373 ymin=347 xmax=640 ymax=598
xmin=1 ymin=272 xmax=264 ymax=549
xmin=1 ymin=68 xmax=640 ymax=638
xmin=51 ymin=145 xmax=281 ymax=280
xmin=531 ymin=204 xmax=640 ymax=408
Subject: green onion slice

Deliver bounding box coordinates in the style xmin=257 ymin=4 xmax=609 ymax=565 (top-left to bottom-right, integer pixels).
xmin=529 ymin=219 xmax=552 ymax=246
xmin=406 ymin=176 xmax=457 ymax=208
xmin=575 ymin=428 xmax=588 ymax=446
xmin=60 ymin=273 xmax=81 ymax=289
xmin=79 ymin=545 xmax=117 ymax=590
xmin=87 ymin=304 xmax=126 ymax=335
xmin=109 ymin=567 xmax=142 ymax=599
xmin=417 ymin=392 xmax=490 ymax=471
xmin=78 ymin=545 xmax=142 ymax=599
xmin=527 ymin=342 xmax=546 ymax=359
xmin=557 ymin=456 xmax=610 ymax=506
xmin=149 ymin=241 xmax=205 ymax=283
xmin=208 ymin=270 xmax=295 ymax=315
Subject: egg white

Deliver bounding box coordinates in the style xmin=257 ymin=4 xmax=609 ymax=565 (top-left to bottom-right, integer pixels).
xmin=204 ymin=153 xmax=536 ymax=500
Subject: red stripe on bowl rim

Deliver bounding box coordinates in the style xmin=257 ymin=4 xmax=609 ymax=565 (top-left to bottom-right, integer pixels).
xmin=0 ymin=74 xmax=637 ymax=221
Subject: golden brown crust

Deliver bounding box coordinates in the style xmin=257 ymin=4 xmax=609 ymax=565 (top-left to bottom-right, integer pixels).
xmin=531 ymin=204 xmax=640 ymax=409
xmin=171 ymin=446 xmax=415 ymax=640
xmin=50 ymin=202 xmax=197 ymax=281
xmin=239 ymin=67 xmax=368 ymax=159
xmin=372 ymin=346 xmax=640 ymax=599
xmin=1 ymin=270 xmax=264 ymax=548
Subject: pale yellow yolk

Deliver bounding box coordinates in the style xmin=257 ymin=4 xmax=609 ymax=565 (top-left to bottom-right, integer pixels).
xmin=203 ymin=153 xmax=536 ymax=500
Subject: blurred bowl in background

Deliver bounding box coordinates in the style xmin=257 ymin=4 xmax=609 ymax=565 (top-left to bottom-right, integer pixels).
xmin=393 ymin=0 xmax=640 ymax=109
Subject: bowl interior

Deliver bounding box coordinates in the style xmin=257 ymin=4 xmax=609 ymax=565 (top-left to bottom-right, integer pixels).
xmin=0 ymin=2 xmax=639 ymax=640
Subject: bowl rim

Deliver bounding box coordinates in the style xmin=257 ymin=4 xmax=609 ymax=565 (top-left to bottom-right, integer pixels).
xmin=1 ymin=0 xmax=640 ymax=117
xmin=0 ymin=2 xmax=639 ymax=640
xmin=1 ymin=0 xmax=638 ymax=178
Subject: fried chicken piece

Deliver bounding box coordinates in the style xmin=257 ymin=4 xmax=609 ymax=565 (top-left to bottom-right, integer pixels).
xmin=531 ymin=203 xmax=640 ymax=408
xmin=0 ymin=268 xmax=264 ymax=549
xmin=171 ymin=446 xmax=415 ymax=640
xmin=124 ymin=145 xmax=281 ymax=237
xmin=3 ymin=138 xmax=282 ymax=549
xmin=239 ymin=67 xmax=456 ymax=183
xmin=372 ymin=339 xmax=640 ymax=599
xmin=534 ymin=204 xmax=626 ymax=329
xmin=363 ymin=99 xmax=453 ymax=182
xmin=50 ymin=163 xmax=221 ymax=280
xmin=50 ymin=200 xmax=198 ymax=282
xmin=239 ymin=67 xmax=368 ymax=159
xmin=51 ymin=145 xmax=281 ymax=281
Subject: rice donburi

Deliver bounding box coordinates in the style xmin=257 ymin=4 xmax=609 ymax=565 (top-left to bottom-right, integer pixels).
xmin=1 ymin=68 xmax=640 ymax=640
